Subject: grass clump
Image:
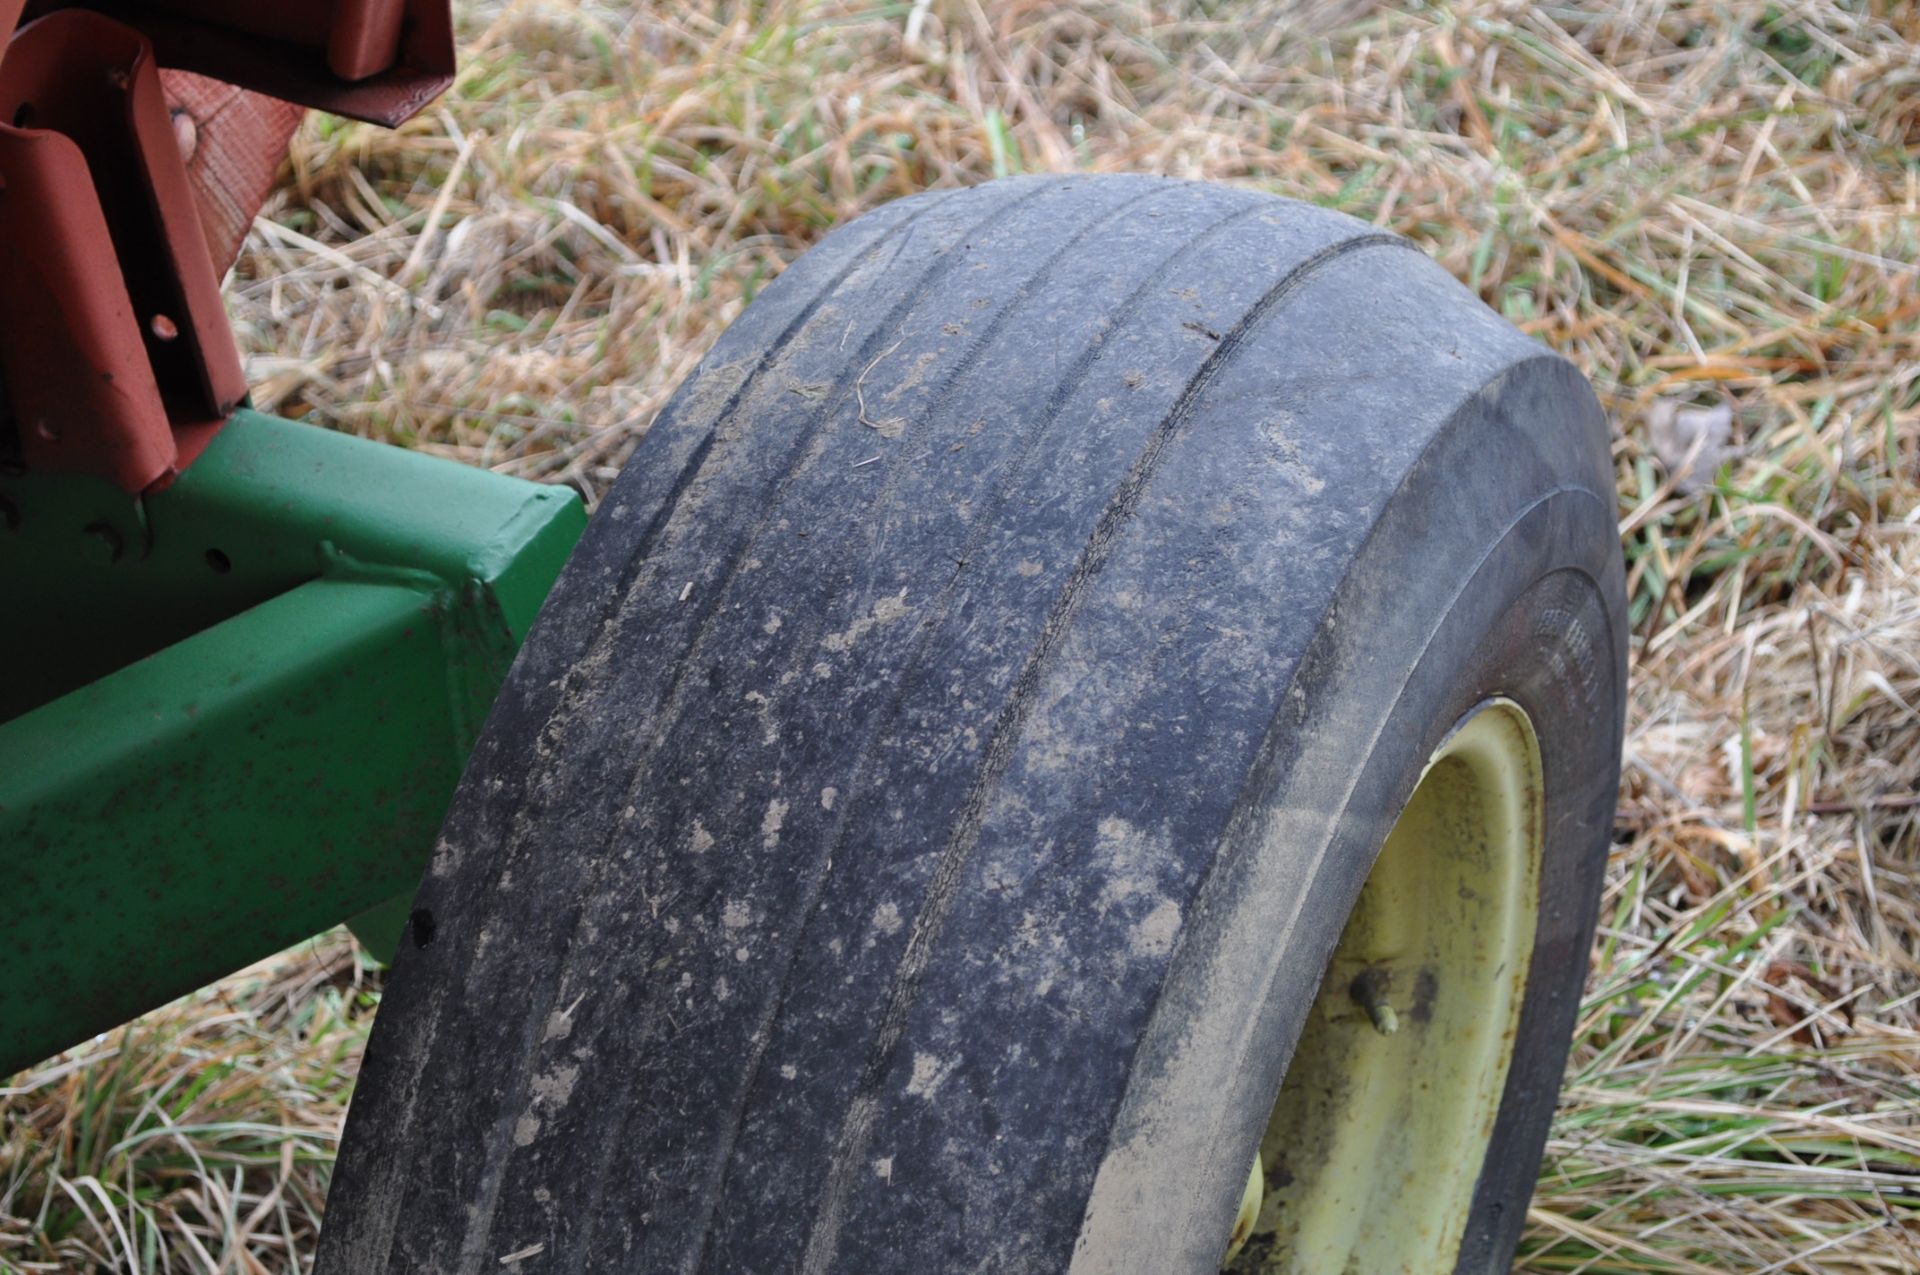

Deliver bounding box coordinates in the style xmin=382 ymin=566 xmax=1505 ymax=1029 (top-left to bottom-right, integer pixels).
xmin=1 ymin=940 xmax=369 ymax=1271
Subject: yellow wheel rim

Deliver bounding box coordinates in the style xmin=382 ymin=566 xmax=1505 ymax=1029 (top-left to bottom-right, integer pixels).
xmin=1224 ymin=698 xmax=1544 ymax=1271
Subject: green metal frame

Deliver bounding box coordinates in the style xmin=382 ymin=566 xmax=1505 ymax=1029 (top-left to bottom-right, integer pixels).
xmin=0 ymin=411 xmax=585 ymax=1075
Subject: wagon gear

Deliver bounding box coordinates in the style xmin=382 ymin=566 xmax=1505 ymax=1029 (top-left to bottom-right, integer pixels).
xmin=1 ymin=8 xmax=1626 ymax=1274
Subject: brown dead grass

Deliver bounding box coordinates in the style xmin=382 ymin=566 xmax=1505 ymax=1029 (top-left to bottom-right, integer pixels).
xmin=6 ymin=0 xmax=1919 ymax=1269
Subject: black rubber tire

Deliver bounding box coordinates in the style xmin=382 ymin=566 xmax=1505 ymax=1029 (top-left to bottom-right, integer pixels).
xmin=317 ymin=174 xmax=1625 ymax=1275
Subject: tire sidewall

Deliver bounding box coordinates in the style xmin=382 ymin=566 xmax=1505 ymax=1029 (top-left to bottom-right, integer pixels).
xmin=1073 ymin=365 xmax=1625 ymax=1274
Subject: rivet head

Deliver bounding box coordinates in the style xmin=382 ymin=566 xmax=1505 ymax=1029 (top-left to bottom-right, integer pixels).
xmin=171 ymin=107 xmax=198 ymax=162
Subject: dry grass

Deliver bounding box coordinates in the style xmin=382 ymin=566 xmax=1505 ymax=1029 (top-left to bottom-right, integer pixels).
xmin=0 ymin=938 xmax=369 ymax=1271
xmin=6 ymin=0 xmax=1920 ymax=1269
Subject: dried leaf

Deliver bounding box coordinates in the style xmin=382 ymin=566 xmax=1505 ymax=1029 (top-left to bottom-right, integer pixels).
xmin=1761 ymin=961 xmax=1852 ymax=1047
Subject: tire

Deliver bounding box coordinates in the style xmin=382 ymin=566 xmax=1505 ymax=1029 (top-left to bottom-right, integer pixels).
xmin=317 ymin=174 xmax=1625 ymax=1275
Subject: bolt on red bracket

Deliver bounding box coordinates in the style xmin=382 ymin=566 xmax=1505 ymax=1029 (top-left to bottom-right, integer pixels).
xmin=0 ymin=9 xmax=246 ymax=493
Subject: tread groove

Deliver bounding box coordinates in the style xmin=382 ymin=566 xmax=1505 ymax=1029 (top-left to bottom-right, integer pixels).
xmin=441 ymin=180 xmax=1075 ymax=1272
xmin=666 ymin=180 xmax=1253 ymax=1273
xmin=795 ymin=231 xmax=1419 ymax=1274
xmin=323 ymin=187 xmax=957 ymax=1274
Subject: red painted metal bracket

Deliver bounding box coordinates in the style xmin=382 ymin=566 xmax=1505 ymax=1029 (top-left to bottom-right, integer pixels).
xmin=163 ymin=71 xmax=308 ymax=270
xmin=0 ymin=0 xmax=455 ymax=491
xmin=0 ymin=10 xmax=246 ymax=493
xmin=24 ymin=1 xmax=454 ymax=127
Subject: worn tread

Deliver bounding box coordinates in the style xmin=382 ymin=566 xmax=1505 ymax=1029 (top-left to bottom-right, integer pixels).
xmin=319 ymin=176 xmax=1626 ymax=1275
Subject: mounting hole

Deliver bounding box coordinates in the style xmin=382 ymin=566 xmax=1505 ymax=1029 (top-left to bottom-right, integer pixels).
xmin=205 ymin=547 xmax=232 ymax=574
xmin=150 ymin=314 xmax=179 ymax=341
xmin=11 ymin=102 xmax=33 ymax=129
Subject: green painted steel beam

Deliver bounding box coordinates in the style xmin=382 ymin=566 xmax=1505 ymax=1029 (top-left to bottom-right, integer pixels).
xmin=0 ymin=412 xmax=585 ymax=1075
